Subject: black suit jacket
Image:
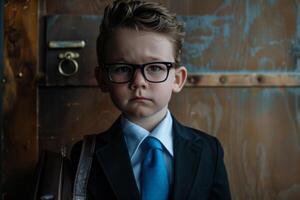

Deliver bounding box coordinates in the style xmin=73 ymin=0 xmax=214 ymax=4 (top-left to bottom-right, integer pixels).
xmin=71 ymin=116 xmax=231 ymax=200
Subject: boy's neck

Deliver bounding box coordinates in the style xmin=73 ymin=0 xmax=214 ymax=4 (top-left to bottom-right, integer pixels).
xmin=124 ymin=107 xmax=168 ymax=132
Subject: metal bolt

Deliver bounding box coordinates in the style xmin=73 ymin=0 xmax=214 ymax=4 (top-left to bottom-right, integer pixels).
xmin=189 ymin=76 xmax=195 ymax=84
xmin=188 ymin=75 xmax=200 ymax=85
xmin=2 ymin=77 xmax=7 ymax=83
xmin=257 ymin=75 xmax=263 ymax=83
xmin=17 ymin=72 xmax=23 ymax=78
xmin=219 ymin=75 xmax=227 ymax=84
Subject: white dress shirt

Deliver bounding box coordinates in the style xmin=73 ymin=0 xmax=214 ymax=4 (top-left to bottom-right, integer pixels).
xmin=121 ymin=110 xmax=174 ymax=191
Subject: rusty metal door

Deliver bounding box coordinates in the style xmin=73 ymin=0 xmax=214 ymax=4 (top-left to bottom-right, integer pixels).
xmin=3 ymin=0 xmax=300 ymax=199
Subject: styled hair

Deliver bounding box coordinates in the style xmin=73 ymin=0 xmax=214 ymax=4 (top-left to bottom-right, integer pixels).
xmin=96 ymin=0 xmax=185 ymax=65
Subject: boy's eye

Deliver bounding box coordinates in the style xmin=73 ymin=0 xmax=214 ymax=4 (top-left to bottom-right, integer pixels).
xmin=145 ymin=64 xmax=167 ymax=73
xmin=111 ymin=65 xmax=132 ymax=74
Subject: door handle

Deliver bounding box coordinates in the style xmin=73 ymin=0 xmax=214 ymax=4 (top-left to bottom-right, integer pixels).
xmin=57 ymin=51 xmax=79 ymax=77
xmin=48 ymin=40 xmax=86 ymax=49
xmin=48 ymin=40 xmax=85 ymax=77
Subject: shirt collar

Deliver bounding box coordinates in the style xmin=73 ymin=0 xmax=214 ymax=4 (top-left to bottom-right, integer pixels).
xmin=121 ymin=110 xmax=174 ymax=159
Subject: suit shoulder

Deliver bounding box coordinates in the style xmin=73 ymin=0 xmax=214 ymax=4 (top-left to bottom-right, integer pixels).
xmin=187 ymin=125 xmax=218 ymax=141
xmin=177 ymin=122 xmax=222 ymax=152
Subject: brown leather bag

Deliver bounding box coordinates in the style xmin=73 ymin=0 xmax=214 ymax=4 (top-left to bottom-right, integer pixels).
xmin=32 ymin=135 xmax=96 ymax=200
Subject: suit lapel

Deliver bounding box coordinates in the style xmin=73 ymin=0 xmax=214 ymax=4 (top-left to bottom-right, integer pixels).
xmin=94 ymin=118 xmax=140 ymax=200
xmin=172 ymin=118 xmax=203 ymax=200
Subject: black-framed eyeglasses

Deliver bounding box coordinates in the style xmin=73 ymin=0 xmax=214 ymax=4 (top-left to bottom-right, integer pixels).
xmin=103 ymin=62 xmax=175 ymax=83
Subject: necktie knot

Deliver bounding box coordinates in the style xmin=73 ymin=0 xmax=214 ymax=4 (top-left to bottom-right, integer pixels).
xmin=143 ymin=136 xmax=163 ymax=151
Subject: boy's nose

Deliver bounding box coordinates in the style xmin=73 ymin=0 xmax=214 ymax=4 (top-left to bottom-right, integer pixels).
xmin=130 ymin=69 xmax=147 ymax=89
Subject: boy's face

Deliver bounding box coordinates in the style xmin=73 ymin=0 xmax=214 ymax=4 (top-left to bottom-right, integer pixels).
xmin=96 ymin=28 xmax=187 ymax=123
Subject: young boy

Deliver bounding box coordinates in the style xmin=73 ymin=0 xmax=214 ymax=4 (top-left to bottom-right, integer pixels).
xmin=71 ymin=0 xmax=231 ymax=199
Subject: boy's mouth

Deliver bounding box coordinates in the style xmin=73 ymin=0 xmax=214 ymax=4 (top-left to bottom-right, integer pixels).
xmin=130 ymin=96 xmax=151 ymax=102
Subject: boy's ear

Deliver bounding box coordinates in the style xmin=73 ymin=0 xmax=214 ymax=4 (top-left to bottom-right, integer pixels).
xmin=95 ymin=66 xmax=109 ymax=93
xmin=172 ymin=66 xmax=187 ymax=93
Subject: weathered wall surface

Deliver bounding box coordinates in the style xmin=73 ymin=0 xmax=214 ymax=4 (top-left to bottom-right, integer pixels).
xmin=3 ymin=0 xmax=300 ymax=199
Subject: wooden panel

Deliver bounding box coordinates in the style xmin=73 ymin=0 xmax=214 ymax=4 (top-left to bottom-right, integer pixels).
xmin=43 ymin=0 xmax=168 ymax=15
xmin=39 ymin=87 xmax=119 ymax=152
xmin=3 ymin=0 xmax=38 ymax=199
xmin=178 ymin=1 xmax=298 ymax=72
xmin=170 ymin=87 xmax=300 ymax=199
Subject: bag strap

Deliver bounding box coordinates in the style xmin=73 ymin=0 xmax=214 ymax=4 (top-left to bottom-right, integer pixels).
xmin=73 ymin=134 xmax=97 ymax=200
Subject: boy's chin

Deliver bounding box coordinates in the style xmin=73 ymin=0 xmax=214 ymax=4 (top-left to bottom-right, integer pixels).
xmin=123 ymin=110 xmax=153 ymax=120
xmin=123 ymin=107 xmax=167 ymax=121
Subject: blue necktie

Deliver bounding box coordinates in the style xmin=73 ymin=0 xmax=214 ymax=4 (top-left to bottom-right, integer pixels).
xmin=141 ymin=136 xmax=169 ymax=200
